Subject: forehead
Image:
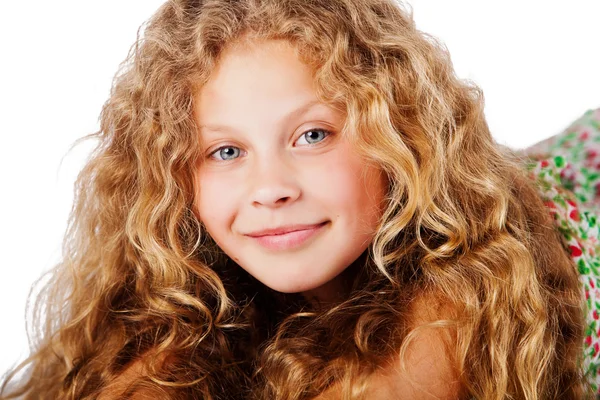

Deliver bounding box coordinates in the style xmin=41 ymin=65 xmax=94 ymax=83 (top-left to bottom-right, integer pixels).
xmin=195 ymin=40 xmax=317 ymax=114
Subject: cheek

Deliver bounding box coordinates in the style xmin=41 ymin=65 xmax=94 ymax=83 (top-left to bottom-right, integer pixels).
xmin=195 ymin=171 xmax=237 ymax=233
xmin=310 ymin=151 xmax=385 ymax=222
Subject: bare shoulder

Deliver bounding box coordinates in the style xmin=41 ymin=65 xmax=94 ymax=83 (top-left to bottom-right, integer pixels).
xmin=313 ymin=293 xmax=466 ymax=400
xmin=365 ymin=293 xmax=465 ymax=399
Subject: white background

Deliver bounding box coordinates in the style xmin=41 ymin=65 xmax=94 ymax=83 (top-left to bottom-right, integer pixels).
xmin=1 ymin=0 xmax=599 ymax=376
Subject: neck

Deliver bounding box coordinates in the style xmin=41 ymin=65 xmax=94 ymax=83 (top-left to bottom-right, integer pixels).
xmin=301 ymin=251 xmax=367 ymax=310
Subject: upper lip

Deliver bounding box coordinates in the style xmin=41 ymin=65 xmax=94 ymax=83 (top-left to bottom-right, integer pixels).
xmin=245 ymin=222 xmax=326 ymax=237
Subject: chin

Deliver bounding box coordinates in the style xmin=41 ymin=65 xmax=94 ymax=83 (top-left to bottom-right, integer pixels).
xmin=263 ymin=280 xmax=320 ymax=294
xmin=265 ymin=272 xmax=344 ymax=299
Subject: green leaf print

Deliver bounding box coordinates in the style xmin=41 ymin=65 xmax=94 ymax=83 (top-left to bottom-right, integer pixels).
xmin=576 ymin=193 xmax=588 ymax=204
xmin=557 ymin=132 xmax=577 ymax=147
xmin=579 ymin=259 xmax=591 ymax=274
xmin=562 ymin=180 xmax=575 ymax=191
xmin=553 ymin=194 xmax=567 ymax=208
xmin=586 ymin=213 xmax=596 ymax=226
xmin=554 ymin=156 xmax=566 ymax=168
xmin=586 ymin=173 xmax=600 ymax=182
xmin=590 ymin=262 xmax=600 ymax=277
xmin=573 ymin=142 xmax=585 ymax=162
xmin=589 ymin=363 xmax=599 ymax=379
xmin=588 ymin=347 xmax=596 ymax=357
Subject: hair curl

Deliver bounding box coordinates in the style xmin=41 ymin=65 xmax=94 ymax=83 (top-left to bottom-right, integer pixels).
xmin=1 ymin=0 xmax=588 ymax=398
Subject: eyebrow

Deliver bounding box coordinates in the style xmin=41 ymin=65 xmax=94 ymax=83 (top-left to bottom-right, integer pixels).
xmin=198 ymin=99 xmax=330 ymax=134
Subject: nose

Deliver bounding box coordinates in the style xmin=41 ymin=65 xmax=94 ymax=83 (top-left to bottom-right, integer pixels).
xmin=249 ymin=155 xmax=301 ymax=208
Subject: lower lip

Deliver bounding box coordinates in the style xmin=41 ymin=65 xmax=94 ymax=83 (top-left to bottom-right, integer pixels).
xmin=248 ymin=222 xmax=328 ymax=251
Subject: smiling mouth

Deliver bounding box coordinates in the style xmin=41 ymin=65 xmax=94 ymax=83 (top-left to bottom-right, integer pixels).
xmin=246 ymin=221 xmax=329 ymax=251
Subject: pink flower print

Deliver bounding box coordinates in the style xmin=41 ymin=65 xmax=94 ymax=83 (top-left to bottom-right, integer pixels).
xmin=594 ymin=342 xmax=599 ymax=357
xmin=591 ymin=278 xmax=596 ymax=289
xmin=581 ymin=131 xmax=590 ymax=141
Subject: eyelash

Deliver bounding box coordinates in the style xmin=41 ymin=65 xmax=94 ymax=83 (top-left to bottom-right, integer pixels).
xmin=207 ymin=128 xmax=333 ymax=162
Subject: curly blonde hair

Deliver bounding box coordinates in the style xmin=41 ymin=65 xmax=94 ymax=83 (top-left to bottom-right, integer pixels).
xmin=1 ymin=0 xmax=588 ymax=398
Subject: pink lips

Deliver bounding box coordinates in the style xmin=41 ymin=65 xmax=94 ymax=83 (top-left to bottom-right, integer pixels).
xmin=246 ymin=222 xmax=328 ymax=251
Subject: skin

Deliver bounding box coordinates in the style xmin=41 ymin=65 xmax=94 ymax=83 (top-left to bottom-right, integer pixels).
xmin=313 ymin=296 xmax=464 ymax=399
xmin=193 ymin=39 xmax=387 ymax=301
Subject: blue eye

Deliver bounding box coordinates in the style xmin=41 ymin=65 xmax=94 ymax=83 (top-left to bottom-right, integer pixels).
xmin=210 ymin=146 xmax=241 ymax=161
xmin=296 ymin=128 xmax=331 ymax=145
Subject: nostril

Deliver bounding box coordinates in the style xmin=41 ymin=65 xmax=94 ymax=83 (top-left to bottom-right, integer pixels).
xmin=250 ymin=185 xmax=301 ymax=207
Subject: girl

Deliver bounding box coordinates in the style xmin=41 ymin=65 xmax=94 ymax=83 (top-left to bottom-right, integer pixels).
xmin=1 ymin=0 xmax=596 ymax=398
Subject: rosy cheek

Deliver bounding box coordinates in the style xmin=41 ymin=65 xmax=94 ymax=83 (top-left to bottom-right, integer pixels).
xmin=323 ymin=153 xmax=384 ymax=227
xmin=319 ymin=154 xmax=365 ymax=201
xmin=197 ymin=171 xmax=241 ymax=232
xmin=197 ymin=174 xmax=224 ymax=219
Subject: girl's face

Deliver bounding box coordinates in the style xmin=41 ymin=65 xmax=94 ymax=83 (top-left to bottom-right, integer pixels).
xmin=194 ymin=40 xmax=386 ymax=299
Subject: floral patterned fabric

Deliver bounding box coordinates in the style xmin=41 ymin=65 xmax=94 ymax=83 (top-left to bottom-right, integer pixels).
xmin=519 ymin=108 xmax=600 ymax=392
